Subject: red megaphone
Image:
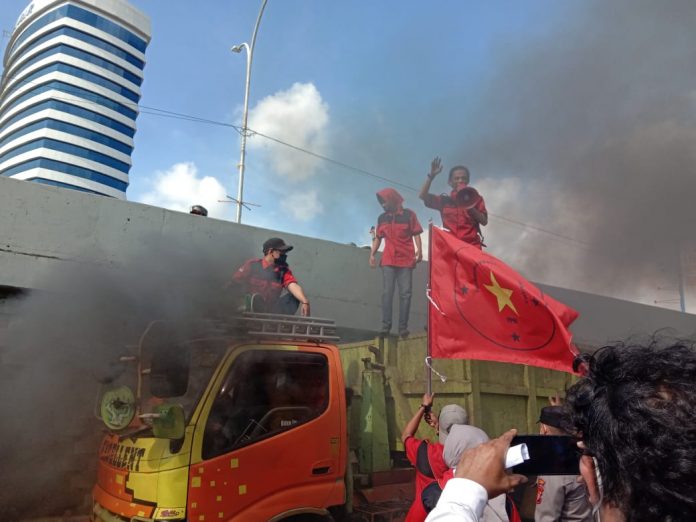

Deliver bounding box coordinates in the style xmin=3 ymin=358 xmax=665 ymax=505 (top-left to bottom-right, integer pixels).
xmin=455 ymin=186 xmax=482 ymax=209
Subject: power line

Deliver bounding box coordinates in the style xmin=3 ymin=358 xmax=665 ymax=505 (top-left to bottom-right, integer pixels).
xmin=487 ymin=213 xmax=591 ymax=247
xmin=245 ymin=128 xmax=418 ymax=192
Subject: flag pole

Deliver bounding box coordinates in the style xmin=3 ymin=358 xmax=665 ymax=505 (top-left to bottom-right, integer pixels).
xmin=426 ymin=223 xmax=433 ymax=396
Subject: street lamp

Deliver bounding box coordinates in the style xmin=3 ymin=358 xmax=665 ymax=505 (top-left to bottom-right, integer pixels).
xmin=231 ymin=0 xmax=268 ymax=224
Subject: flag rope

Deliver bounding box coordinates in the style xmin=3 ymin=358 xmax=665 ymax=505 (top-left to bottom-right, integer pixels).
xmin=426 ymin=289 xmax=446 ymax=316
xmin=425 ymin=356 xmax=447 ymax=383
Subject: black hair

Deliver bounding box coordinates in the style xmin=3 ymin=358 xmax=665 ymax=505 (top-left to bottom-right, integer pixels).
xmin=448 ymin=165 xmax=470 ymax=182
xmin=564 ymin=337 xmax=696 ymax=520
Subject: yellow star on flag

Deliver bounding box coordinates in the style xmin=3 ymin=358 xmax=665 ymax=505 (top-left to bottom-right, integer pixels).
xmin=484 ymin=272 xmax=518 ymax=315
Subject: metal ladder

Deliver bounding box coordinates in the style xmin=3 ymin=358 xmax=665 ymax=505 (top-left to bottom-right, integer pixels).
xmin=241 ymin=312 xmax=340 ymax=342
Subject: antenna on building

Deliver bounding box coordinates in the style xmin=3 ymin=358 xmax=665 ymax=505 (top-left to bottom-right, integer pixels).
xmin=218 ymin=194 xmax=261 ymax=212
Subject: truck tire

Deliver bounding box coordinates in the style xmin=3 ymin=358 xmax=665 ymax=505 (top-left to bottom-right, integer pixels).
xmin=280 ymin=514 xmax=334 ymax=522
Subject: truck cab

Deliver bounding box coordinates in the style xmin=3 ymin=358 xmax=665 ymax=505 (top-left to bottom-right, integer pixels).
xmin=92 ymin=314 xmax=347 ymax=522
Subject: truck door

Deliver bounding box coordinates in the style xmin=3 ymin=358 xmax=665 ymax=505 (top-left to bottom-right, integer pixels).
xmin=188 ymin=345 xmax=345 ymax=521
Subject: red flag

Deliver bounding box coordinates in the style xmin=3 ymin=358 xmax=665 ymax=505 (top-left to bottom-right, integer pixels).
xmin=428 ymin=226 xmax=579 ymax=372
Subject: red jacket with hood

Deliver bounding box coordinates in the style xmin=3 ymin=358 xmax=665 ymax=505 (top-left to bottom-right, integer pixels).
xmin=376 ymin=188 xmax=423 ymax=268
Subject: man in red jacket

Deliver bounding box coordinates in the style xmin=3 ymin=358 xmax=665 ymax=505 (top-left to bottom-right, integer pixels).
xmin=419 ymin=157 xmax=487 ymax=249
xmin=401 ymin=394 xmax=468 ymax=522
xmin=232 ymin=237 xmax=311 ymax=316
xmin=370 ymin=188 xmax=423 ymax=338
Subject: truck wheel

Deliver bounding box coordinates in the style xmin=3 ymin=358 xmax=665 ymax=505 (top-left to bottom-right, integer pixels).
xmin=281 ymin=514 xmax=334 ymax=522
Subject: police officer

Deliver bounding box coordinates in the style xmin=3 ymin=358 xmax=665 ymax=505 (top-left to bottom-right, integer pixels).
xmin=535 ymin=406 xmax=593 ymax=522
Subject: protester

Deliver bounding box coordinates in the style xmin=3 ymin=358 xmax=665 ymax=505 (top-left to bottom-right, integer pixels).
xmin=425 ymin=429 xmax=526 ymax=521
xmin=190 ymin=204 xmax=208 ymax=216
xmin=231 ymin=237 xmax=310 ymax=316
xmin=427 ymin=340 xmax=696 ymax=522
xmin=419 ymin=157 xmax=487 ymax=248
xmin=401 ymin=393 xmax=444 ymax=522
xmin=565 ymin=340 xmax=696 ymax=521
xmin=441 ymin=424 xmax=510 ymax=522
xmin=437 ymin=404 xmax=469 ymax=444
xmin=401 ymin=394 xmax=468 ymax=521
xmin=370 ymin=188 xmax=423 ymax=338
xmin=534 ymin=406 xmax=592 ymax=522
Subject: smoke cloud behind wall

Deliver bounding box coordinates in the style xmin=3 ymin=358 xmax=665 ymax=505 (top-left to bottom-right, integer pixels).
xmin=459 ymin=0 xmax=696 ymax=298
xmin=313 ymin=0 xmax=696 ymax=305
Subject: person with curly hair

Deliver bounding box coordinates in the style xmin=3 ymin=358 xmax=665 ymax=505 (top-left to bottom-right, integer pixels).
xmin=426 ymin=339 xmax=696 ymax=522
xmin=564 ymin=340 xmax=696 ymax=521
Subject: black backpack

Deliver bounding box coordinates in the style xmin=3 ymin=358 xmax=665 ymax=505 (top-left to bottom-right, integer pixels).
xmin=416 ymin=440 xmax=442 ymax=512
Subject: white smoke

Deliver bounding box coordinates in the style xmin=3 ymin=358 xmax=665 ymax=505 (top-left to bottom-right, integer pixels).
xmin=247 ymin=82 xmax=329 ymax=181
xmin=138 ymin=162 xmax=229 ymax=218
xmin=280 ymin=190 xmax=325 ymax=221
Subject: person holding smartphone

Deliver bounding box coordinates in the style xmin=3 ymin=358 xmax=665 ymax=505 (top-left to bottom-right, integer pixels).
xmin=427 ymin=340 xmax=696 ymax=521
xmin=534 ymin=406 xmax=593 ymax=522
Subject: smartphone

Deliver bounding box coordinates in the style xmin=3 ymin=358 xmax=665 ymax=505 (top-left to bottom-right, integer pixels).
xmin=510 ymin=435 xmax=581 ymax=475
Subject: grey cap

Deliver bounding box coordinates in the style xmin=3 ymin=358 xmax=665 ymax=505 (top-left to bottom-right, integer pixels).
xmin=443 ymin=424 xmax=490 ymax=468
xmin=438 ymin=404 xmax=469 ymax=444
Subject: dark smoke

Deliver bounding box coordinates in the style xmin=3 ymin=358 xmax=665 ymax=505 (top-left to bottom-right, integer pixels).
xmin=458 ymin=0 xmax=696 ymax=300
xmin=0 ymin=235 xmax=250 ymax=519
xmin=321 ymin=0 xmax=696 ymax=305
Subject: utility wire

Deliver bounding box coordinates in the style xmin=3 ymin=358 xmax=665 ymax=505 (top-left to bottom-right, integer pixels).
xmin=0 ymin=67 xmax=591 ymax=247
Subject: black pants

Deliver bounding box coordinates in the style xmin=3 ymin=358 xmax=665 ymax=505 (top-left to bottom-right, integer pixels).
xmin=272 ymin=293 xmax=300 ymax=315
xmin=250 ymin=292 xmax=300 ymax=315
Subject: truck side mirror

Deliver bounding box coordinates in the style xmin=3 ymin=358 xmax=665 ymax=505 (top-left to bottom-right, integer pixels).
xmin=152 ymin=404 xmax=185 ymax=440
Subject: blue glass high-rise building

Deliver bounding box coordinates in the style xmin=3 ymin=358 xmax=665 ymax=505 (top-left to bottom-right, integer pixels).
xmin=0 ymin=0 xmax=150 ymax=199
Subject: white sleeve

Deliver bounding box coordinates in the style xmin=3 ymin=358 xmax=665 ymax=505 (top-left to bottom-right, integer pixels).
xmin=425 ymin=478 xmax=488 ymax=522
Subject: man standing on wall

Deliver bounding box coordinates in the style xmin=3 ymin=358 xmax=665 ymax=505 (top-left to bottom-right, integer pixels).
xmin=419 ymin=157 xmax=487 ymax=249
xmin=370 ymin=188 xmax=423 ymax=338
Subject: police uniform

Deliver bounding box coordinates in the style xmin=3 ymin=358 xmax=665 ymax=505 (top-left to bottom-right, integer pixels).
xmin=534 ymin=406 xmax=594 ymax=522
xmin=535 ymin=474 xmax=594 ymax=522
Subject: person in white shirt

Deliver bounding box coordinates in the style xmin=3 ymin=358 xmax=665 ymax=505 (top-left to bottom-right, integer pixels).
xmin=425 ymin=429 xmax=526 ymax=522
xmin=428 ymin=340 xmax=696 ymax=522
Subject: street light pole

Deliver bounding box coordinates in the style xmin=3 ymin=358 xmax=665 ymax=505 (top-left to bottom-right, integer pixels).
xmin=231 ymin=0 xmax=268 ymax=224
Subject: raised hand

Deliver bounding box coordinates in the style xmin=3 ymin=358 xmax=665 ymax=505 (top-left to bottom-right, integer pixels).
xmin=430 ymin=156 xmax=443 ymax=178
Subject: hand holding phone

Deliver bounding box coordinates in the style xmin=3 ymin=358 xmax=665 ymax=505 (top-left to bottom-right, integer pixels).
xmin=509 ymin=435 xmax=581 ymax=475
xmin=455 ymin=429 xmax=528 ymax=497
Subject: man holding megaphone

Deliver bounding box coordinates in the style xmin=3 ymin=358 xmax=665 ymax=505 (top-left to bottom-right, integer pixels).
xmin=419 ymin=157 xmax=488 ymax=249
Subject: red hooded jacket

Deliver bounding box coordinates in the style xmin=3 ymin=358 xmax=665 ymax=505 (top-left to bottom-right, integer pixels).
xmin=376 ymin=188 xmax=423 ymax=268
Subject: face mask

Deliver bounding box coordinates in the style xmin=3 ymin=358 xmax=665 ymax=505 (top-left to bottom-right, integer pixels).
xmin=276 ymin=254 xmax=288 ymax=265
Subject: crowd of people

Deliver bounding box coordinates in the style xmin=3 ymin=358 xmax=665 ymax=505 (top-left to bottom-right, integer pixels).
xmin=371 ymin=157 xmax=487 ymax=337
xmin=419 ymin=340 xmax=696 ymax=522
xmin=221 ymin=160 xmax=696 ymax=521
xmin=229 ymin=157 xmax=487 ymax=330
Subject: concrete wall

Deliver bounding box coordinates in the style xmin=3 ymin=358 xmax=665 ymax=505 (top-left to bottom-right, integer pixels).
xmin=1 ymin=175 xmax=696 ymax=344
xmin=0 ymin=176 xmax=426 ymax=337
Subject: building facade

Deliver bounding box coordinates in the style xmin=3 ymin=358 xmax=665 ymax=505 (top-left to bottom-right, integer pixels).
xmin=0 ymin=0 xmax=150 ymax=199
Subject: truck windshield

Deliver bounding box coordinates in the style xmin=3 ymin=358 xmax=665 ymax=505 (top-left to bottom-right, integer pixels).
xmin=202 ymin=349 xmax=329 ymax=459
xmin=143 ymin=336 xmax=226 ymax=420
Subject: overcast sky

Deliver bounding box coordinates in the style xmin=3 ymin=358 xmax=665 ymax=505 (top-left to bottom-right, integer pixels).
xmin=2 ymin=0 xmax=695 ymax=309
